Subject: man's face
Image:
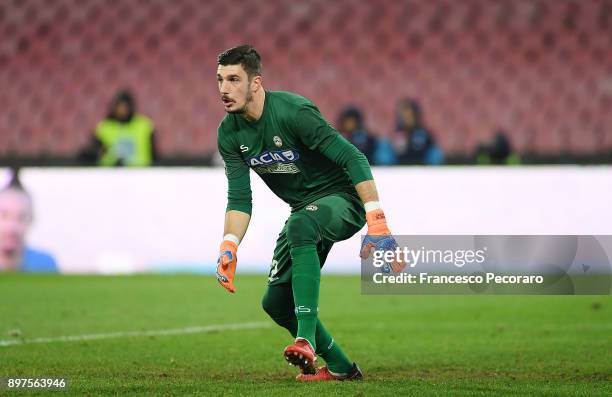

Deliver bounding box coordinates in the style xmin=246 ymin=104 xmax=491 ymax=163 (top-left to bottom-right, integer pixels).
xmin=0 ymin=189 xmax=32 ymax=254
xmin=114 ymin=101 xmax=130 ymax=120
xmin=217 ymin=64 xmax=258 ymax=114
xmin=401 ymin=106 xmax=415 ymax=127
xmin=341 ymin=116 xmax=358 ymax=134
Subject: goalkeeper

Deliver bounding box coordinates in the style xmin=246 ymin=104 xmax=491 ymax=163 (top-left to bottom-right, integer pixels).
xmin=215 ymin=45 xmax=403 ymax=382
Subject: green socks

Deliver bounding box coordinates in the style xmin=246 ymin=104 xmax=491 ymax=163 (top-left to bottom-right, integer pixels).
xmin=290 ymin=246 xmax=320 ymax=350
xmin=289 ymin=245 xmax=353 ymax=374
xmin=314 ymin=320 xmax=354 ymax=374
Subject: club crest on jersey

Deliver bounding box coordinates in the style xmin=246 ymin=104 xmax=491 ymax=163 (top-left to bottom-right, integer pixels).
xmin=273 ymin=136 xmax=283 ymax=147
xmin=245 ymin=150 xmax=301 ymax=174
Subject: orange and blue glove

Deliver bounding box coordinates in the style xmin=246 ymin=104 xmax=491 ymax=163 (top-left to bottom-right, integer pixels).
xmin=216 ymin=240 xmax=238 ymax=293
xmin=360 ymin=208 xmax=405 ymax=273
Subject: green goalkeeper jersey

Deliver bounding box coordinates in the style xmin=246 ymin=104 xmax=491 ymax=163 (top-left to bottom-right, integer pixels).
xmin=217 ymin=90 xmax=373 ymax=214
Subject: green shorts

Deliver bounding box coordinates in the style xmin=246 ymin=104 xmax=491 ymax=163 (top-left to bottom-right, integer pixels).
xmin=267 ymin=192 xmax=366 ymax=286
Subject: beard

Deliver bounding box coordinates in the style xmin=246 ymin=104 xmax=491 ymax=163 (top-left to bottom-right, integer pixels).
xmin=226 ymin=90 xmax=253 ymax=115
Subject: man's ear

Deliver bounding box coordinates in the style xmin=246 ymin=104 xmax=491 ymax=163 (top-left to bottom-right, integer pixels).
xmin=251 ymin=75 xmax=262 ymax=92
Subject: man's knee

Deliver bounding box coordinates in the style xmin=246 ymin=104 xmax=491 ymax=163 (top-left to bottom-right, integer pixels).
xmin=261 ymin=291 xmax=274 ymax=317
xmin=262 ymin=287 xmax=291 ymax=318
xmin=261 ymin=287 xmax=297 ymax=335
xmin=286 ymin=213 xmax=319 ymax=248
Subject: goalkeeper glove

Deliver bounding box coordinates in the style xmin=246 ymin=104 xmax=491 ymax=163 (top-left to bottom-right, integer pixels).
xmin=216 ymin=240 xmax=238 ymax=293
xmin=360 ymin=208 xmax=405 ymax=273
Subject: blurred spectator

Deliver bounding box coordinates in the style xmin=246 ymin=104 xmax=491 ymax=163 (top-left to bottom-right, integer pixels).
xmin=337 ymin=107 xmax=376 ymax=163
xmin=475 ymin=130 xmax=521 ymax=165
xmin=78 ymin=90 xmax=157 ymax=166
xmin=392 ymin=98 xmax=444 ymax=165
xmin=0 ymin=171 xmax=58 ymax=272
xmin=337 ymin=106 xmax=396 ymax=165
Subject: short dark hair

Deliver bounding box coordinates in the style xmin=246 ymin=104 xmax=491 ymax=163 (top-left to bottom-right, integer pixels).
xmin=217 ymin=45 xmax=262 ymax=78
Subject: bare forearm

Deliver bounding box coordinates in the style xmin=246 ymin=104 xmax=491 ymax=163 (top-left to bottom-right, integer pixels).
xmin=357 ymin=179 xmax=394 ymax=239
xmin=355 ymin=180 xmax=380 ymax=205
xmin=223 ymin=210 xmax=251 ymax=242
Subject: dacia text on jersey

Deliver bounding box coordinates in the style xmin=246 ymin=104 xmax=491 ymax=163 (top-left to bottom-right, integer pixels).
xmin=245 ymin=150 xmax=301 ymax=174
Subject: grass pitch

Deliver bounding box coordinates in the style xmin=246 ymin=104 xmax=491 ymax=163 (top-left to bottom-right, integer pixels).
xmin=1 ymin=274 xmax=610 ymax=396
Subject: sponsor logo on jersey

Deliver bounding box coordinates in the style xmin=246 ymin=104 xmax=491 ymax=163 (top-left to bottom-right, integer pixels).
xmin=245 ymin=150 xmax=299 ymax=166
xmin=255 ymin=163 xmax=300 ymax=174
xmin=305 ymin=204 xmax=318 ymax=211
xmin=245 ymin=150 xmax=301 ymax=174
xmin=273 ymin=136 xmax=283 ymax=147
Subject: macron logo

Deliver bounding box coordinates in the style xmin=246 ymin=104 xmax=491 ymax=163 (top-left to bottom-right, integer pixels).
xmin=294 ymin=305 xmax=319 ymax=314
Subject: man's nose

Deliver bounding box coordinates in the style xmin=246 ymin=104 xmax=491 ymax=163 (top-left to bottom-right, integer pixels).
xmin=219 ymin=80 xmax=230 ymax=93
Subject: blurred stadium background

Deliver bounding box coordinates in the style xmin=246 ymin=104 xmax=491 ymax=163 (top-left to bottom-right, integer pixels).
xmin=0 ymin=0 xmax=611 ymax=164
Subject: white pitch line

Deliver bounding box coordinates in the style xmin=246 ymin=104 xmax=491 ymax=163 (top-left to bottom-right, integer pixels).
xmin=0 ymin=321 xmax=271 ymax=347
